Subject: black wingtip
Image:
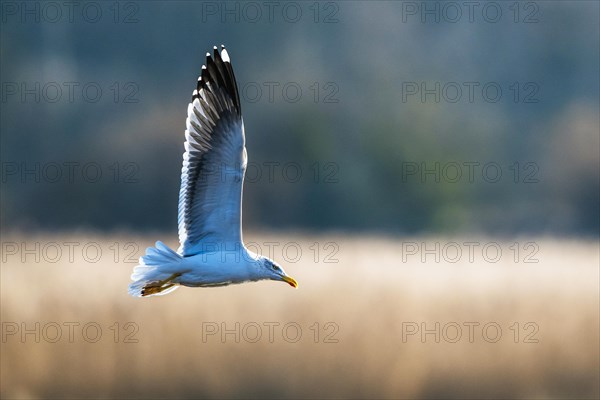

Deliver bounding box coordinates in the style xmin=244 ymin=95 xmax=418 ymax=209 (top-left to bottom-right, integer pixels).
xmin=193 ymin=45 xmax=241 ymax=115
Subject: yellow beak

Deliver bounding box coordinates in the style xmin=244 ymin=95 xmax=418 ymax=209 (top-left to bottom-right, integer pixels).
xmin=282 ymin=275 xmax=298 ymax=288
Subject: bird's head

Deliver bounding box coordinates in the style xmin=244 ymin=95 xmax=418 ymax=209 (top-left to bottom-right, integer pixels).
xmin=260 ymin=257 xmax=298 ymax=288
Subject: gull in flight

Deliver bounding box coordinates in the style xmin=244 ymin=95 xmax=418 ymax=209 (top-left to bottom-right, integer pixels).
xmin=129 ymin=45 xmax=298 ymax=297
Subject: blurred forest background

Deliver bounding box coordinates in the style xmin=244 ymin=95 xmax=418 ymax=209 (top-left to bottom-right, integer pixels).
xmin=1 ymin=1 xmax=598 ymax=236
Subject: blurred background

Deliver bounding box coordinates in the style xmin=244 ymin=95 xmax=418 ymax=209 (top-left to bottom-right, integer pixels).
xmin=1 ymin=1 xmax=599 ymax=399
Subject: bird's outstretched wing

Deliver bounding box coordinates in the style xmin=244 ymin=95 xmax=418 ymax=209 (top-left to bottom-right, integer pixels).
xmin=177 ymin=45 xmax=245 ymax=256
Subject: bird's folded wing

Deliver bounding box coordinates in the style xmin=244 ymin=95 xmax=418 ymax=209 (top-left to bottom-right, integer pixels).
xmin=177 ymin=45 xmax=245 ymax=257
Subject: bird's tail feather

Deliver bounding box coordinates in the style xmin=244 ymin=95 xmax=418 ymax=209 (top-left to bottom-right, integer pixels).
xmin=128 ymin=241 xmax=184 ymax=297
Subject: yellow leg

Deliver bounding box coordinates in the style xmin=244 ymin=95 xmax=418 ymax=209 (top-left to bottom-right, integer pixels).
xmin=141 ymin=273 xmax=181 ymax=297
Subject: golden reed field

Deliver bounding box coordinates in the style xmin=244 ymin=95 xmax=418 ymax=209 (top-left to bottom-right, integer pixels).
xmin=1 ymin=232 xmax=598 ymax=399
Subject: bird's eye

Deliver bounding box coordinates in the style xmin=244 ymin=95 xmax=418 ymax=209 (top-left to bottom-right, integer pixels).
xmin=272 ymin=264 xmax=281 ymax=271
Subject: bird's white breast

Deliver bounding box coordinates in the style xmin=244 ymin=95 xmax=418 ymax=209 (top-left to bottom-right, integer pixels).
xmin=177 ymin=244 xmax=261 ymax=286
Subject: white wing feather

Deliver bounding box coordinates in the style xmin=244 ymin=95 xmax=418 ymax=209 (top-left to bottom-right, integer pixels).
xmin=177 ymin=46 xmax=245 ymax=256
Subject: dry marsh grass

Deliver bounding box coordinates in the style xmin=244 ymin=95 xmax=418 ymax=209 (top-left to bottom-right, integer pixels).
xmin=1 ymin=233 xmax=598 ymax=399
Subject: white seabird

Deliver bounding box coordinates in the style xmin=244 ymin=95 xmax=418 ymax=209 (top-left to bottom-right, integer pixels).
xmin=129 ymin=45 xmax=298 ymax=297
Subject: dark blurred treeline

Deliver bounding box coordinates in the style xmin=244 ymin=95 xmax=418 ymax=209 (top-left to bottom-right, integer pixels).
xmin=1 ymin=1 xmax=598 ymax=235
